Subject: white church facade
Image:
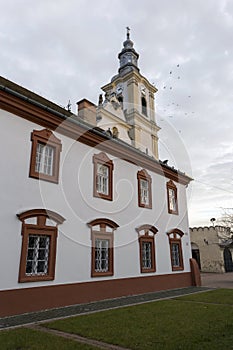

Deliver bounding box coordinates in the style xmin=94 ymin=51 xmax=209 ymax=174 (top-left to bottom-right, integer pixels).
xmin=0 ymin=30 xmax=199 ymax=317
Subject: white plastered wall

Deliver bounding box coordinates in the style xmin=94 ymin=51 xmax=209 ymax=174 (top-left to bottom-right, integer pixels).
xmin=0 ymin=109 xmax=192 ymax=291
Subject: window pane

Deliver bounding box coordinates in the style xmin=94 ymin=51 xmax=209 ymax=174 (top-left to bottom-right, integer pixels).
xmin=169 ymin=188 xmax=176 ymax=211
xmin=28 ymin=236 xmax=37 ymax=248
xmin=95 ymin=238 xmax=109 ymax=272
xmin=96 ymin=164 xmax=109 ymax=195
xmin=140 ymin=179 xmax=149 ymax=205
xmin=35 ymin=143 xmax=43 ymax=173
xmin=27 ymin=248 xmax=34 ymax=260
xmin=142 ymin=242 xmax=152 ymax=269
xmin=37 ymin=261 xmax=46 ymax=273
xmin=35 ymin=143 xmax=54 ymax=176
xmin=172 ymin=243 xmax=180 ymax=267
xmin=25 ymin=234 xmax=50 ymax=276
xmin=39 ymin=236 xmax=48 ymax=248
xmin=38 ymin=248 xmax=46 ymax=260
xmin=26 ymin=260 xmax=33 ymax=274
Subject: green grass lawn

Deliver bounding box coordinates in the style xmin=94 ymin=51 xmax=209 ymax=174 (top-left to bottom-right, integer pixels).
xmin=44 ymin=289 xmax=233 ymax=350
xmin=0 ymin=327 xmax=99 ymax=350
xmin=1 ymin=289 xmax=233 ymax=350
xmin=174 ymin=288 xmax=233 ymax=305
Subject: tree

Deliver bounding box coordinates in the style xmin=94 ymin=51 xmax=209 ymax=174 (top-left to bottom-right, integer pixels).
xmin=216 ymin=208 xmax=233 ymax=243
xmin=218 ymin=208 xmax=233 ymax=231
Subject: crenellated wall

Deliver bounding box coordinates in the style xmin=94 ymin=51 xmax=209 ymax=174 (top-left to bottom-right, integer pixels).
xmin=190 ymin=226 xmax=232 ymax=273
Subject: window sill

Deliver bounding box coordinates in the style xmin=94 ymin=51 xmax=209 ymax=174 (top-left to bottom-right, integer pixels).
xmin=168 ymin=209 xmax=179 ymax=215
xmin=171 ymin=266 xmax=184 ymax=271
xmin=91 ymin=271 xmax=114 ymax=277
xmin=29 ymin=173 xmax=59 ymax=184
xmin=138 ymin=203 xmax=152 ymax=209
xmin=18 ymin=275 xmax=54 ymax=283
xmin=93 ymin=192 xmax=113 ymax=201
xmin=141 ymin=268 xmax=156 ymax=273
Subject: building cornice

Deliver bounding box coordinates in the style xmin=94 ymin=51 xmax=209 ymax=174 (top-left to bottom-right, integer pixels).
xmin=102 ymin=70 xmax=157 ymax=94
xmin=0 ymin=78 xmax=192 ymax=185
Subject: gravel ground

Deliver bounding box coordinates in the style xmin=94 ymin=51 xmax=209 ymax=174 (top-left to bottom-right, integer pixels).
xmin=201 ymin=272 xmax=233 ymax=289
xmin=0 ymin=286 xmax=209 ymax=330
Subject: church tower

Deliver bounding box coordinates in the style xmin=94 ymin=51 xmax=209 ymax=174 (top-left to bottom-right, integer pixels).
xmin=97 ymin=28 xmax=160 ymax=159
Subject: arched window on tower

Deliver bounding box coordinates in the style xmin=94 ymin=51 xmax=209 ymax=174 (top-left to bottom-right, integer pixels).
xmin=141 ymin=97 xmax=147 ymax=116
xmin=117 ymin=95 xmax=123 ymax=108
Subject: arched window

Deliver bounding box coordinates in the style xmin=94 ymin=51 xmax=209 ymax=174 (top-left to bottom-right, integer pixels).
xmin=112 ymin=127 xmax=119 ymax=138
xmin=141 ymin=97 xmax=147 ymax=116
xmin=117 ymin=95 xmax=123 ymax=108
xmin=87 ymin=218 xmax=119 ymax=277
xmin=136 ymin=225 xmax=158 ymax=273
xmin=224 ymin=247 xmax=233 ymax=272
xmin=17 ymin=209 xmax=65 ymax=282
xmin=167 ymin=229 xmax=184 ymax=271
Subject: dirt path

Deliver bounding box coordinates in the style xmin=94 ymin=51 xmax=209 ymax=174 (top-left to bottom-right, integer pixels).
xmin=201 ymin=272 xmax=233 ymax=288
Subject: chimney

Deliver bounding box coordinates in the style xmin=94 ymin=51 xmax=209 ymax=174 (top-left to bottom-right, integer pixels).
xmin=77 ymin=99 xmax=97 ymax=126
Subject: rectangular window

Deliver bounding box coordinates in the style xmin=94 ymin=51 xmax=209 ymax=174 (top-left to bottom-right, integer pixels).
xmin=138 ymin=233 xmax=156 ymax=273
xmin=26 ymin=234 xmax=50 ymax=276
xmin=167 ymin=180 xmax=178 ymax=215
xmin=29 ymin=129 xmax=62 ymax=183
xmin=168 ymin=188 xmax=176 ymax=212
xmin=96 ymin=164 xmax=109 ymax=195
xmin=140 ymin=179 xmax=149 ymax=205
xmin=35 ymin=143 xmax=54 ymax=176
xmin=137 ymin=169 xmax=152 ymax=209
xmin=93 ymin=153 xmax=114 ymax=201
xmin=95 ymin=238 xmax=109 ymax=272
xmin=142 ymin=241 xmax=152 ymax=269
xmin=167 ymin=230 xmax=184 ymax=271
xmin=171 ymin=242 xmax=180 ymax=268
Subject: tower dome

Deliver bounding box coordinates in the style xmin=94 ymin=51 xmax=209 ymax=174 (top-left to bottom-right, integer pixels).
xmin=118 ymin=27 xmax=139 ymax=74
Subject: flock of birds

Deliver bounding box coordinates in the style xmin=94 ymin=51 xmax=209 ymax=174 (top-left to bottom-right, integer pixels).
xmin=65 ymin=64 xmax=196 ymax=135
xmin=156 ymin=63 xmax=196 ymax=133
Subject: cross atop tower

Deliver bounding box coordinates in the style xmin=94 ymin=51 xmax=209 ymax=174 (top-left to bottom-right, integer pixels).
xmin=126 ymin=26 xmax=130 ymax=40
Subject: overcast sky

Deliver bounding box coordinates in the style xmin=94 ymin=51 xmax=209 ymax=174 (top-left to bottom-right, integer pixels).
xmin=1 ymin=0 xmax=233 ymax=227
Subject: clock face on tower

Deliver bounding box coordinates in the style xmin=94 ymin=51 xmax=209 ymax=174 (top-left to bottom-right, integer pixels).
xmin=116 ymin=84 xmax=123 ymax=94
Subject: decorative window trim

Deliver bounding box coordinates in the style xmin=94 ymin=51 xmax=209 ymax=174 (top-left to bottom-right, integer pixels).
xmin=167 ymin=229 xmax=184 ymax=271
xmin=93 ymin=152 xmax=114 ymax=201
xmin=87 ymin=218 xmax=119 ymax=277
xmin=167 ymin=180 xmax=178 ymax=215
xmin=29 ymin=129 xmax=62 ymax=184
xmin=17 ymin=209 xmax=65 ymax=283
xmin=137 ymin=169 xmax=152 ymax=209
xmin=136 ymin=225 xmax=158 ymax=273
